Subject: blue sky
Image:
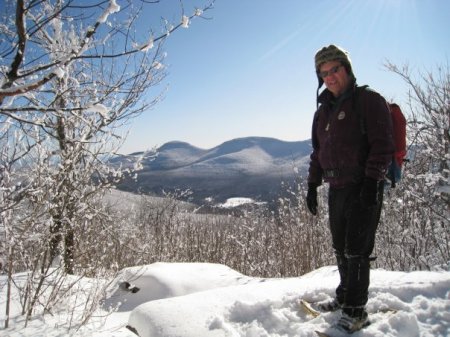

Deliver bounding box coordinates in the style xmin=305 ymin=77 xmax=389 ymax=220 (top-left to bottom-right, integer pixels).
xmin=120 ymin=0 xmax=449 ymax=154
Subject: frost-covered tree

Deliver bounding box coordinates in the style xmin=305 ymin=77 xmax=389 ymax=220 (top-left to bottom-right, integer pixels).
xmin=376 ymin=63 xmax=449 ymax=271
xmin=0 ymin=0 xmax=213 ymax=328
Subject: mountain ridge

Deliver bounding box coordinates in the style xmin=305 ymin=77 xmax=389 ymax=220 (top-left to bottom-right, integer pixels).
xmin=114 ymin=136 xmax=312 ymax=204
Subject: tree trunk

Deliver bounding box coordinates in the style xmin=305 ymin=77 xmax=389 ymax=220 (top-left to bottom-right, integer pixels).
xmin=64 ymin=225 xmax=75 ymax=274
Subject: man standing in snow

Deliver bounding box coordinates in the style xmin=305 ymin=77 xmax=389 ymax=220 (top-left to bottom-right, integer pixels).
xmin=306 ymin=45 xmax=394 ymax=333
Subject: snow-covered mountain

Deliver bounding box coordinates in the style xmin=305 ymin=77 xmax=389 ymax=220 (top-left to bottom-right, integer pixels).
xmin=113 ymin=137 xmax=312 ymax=204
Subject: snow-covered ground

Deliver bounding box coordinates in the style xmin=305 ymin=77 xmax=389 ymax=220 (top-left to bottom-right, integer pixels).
xmin=1 ymin=262 xmax=449 ymax=337
xmin=218 ymin=197 xmax=266 ymax=208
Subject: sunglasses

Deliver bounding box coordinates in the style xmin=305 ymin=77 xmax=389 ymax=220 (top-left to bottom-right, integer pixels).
xmin=318 ymin=65 xmax=343 ymax=79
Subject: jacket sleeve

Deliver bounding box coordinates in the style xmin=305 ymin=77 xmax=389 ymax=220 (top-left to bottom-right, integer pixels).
xmin=363 ymin=91 xmax=395 ymax=181
xmin=308 ymin=109 xmax=323 ymax=185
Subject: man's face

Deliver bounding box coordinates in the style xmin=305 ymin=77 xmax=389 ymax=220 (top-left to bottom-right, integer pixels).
xmin=318 ymin=60 xmax=351 ymax=97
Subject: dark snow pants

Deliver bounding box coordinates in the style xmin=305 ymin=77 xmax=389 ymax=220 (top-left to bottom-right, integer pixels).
xmin=328 ymin=181 xmax=384 ymax=312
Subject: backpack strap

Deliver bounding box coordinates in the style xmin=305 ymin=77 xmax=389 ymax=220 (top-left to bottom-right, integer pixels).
xmin=352 ymin=85 xmax=369 ymax=135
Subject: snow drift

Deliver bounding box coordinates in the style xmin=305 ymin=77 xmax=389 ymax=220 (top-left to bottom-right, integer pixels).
xmin=1 ymin=263 xmax=449 ymax=337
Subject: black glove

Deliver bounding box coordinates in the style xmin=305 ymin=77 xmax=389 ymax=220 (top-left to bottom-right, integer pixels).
xmin=306 ymin=183 xmax=318 ymax=215
xmin=360 ymin=177 xmax=379 ymax=208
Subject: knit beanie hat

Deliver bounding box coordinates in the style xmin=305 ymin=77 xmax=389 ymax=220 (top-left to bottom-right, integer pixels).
xmin=314 ymin=44 xmax=355 ymax=89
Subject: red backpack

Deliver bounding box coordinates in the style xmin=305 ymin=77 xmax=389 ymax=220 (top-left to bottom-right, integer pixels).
xmin=386 ymin=103 xmax=407 ymax=187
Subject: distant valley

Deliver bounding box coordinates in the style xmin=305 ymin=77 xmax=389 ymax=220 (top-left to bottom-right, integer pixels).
xmin=112 ymin=137 xmax=312 ymax=205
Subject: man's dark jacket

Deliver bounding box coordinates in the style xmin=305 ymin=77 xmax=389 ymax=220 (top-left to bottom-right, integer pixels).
xmin=308 ymin=84 xmax=395 ymax=188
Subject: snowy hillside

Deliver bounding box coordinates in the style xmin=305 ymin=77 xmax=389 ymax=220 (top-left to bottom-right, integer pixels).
xmin=2 ymin=263 xmax=449 ymax=337
xmin=113 ymin=137 xmax=312 ymax=204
